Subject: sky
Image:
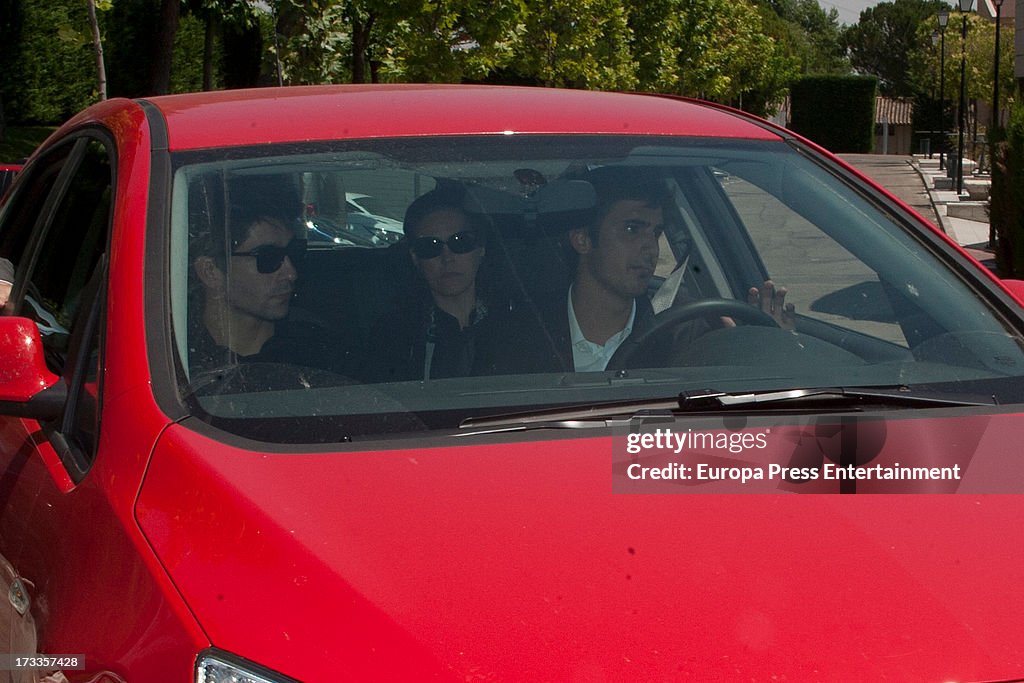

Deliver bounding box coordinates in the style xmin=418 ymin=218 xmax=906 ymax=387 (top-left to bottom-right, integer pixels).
xmin=818 ymin=0 xmax=877 ymax=25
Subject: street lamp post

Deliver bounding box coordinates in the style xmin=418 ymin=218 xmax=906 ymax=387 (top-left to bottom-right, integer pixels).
xmin=938 ymin=9 xmax=949 ymax=170
xmin=932 ymin=30 xmax=940 ymax=159
xmin=957 ymin=0 xmax=974 ymax=196
xmin=992 ymin=0 xmax=1004 ymax=133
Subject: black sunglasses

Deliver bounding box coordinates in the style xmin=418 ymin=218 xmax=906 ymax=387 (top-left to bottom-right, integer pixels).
xmin=410 ymin=231 xmax=482 ymax=260
xmin=231 ymin=239 xmax=307 ymax=274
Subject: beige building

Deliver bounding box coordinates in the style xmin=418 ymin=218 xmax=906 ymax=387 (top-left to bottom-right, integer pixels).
xmin=874 ymin=97 xmax=915 ymax=154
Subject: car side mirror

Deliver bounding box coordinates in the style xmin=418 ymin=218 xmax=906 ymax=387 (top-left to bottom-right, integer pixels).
xmin=0 ymin=316 xmax=66 ymax=421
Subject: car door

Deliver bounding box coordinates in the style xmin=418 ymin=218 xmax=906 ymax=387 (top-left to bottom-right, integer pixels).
xmin=0 ymin=133 xmax=112 ymax=665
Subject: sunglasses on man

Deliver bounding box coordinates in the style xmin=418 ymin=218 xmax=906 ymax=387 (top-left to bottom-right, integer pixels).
xmin=409 ymin=231 xmax=483 ymax=260
xmin=231 ymin=239 xmax=307 ymax=274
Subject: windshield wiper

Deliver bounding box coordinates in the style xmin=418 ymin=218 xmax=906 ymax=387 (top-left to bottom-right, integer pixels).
xmin=457 ymin=385 xmax=996 ymax=435
xmin=678 ymin=386 xmax=997 ymax=410
xmin=456 ymin=398 xmax=679 ymax=436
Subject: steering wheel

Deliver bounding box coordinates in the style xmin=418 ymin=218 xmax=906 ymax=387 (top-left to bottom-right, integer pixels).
xmin=606 ymin=298 xmax=779 ymax=371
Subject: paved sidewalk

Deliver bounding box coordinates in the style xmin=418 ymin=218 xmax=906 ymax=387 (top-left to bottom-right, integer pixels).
xmin=840 ymin=153 xmax=995 ymax=272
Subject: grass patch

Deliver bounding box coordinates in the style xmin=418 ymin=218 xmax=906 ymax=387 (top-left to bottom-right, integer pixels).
xmin=0 ymin=126 xmax=56 ymax=162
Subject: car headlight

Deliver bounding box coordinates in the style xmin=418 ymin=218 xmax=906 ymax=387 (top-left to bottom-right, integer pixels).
xmin=196 ymin=649 xmax=298 ymax=683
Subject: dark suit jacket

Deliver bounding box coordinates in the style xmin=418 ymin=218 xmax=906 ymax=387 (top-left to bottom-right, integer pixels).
xmin=478 ymin=289 xmax=657 ymax=375
xmin=362 ymin=292 xmax=499 ymax=382
xmin=185 ymin=316 xmax=360 ymax=394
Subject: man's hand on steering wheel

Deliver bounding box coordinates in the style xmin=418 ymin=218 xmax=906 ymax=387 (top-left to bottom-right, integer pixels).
xmin=746 ymin=279 xmax=796 ymax=331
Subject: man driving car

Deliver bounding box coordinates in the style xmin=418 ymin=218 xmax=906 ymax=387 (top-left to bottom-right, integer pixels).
xmin=481 ymin=168 xmax=794 ymax=374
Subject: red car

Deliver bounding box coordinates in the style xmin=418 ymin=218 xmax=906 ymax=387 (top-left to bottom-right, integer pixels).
xmin=2 ymin=85 xmax=1024 ymax=682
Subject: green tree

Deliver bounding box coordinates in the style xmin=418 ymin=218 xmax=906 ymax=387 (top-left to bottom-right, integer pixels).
xmin=757 ymin=0 xmax=847 ymax=75
xmin=508 ymin=0 xmax=636 ymax=89
xmin=628 ymin=0 xmax=798 ymax=115
xmin=186 ymin=0 xmax=262 ymax=90
xmin=914 ymin=12 xmax=1015 ymax=125
xmin=0 ymin=0 xmax=891 ymax=129
xmin=956 ymin=12 xmax=1013 ymax=107
xmin=104 ymin=0 xmax=262 ymax=96
xmin=341 ymin=0 xmax=390 ymax=83
xmin=271 ymin=1 xmax=356 ymax=84
xmin=170 ymin=9 xmax=224 ymax=92
xmin=628 ymin=0 xmax=682 ymax=92
xmin=275 ymin=0 xmax=426 ymax=84
xmin=383 ymin=0 xmax=525 ymax=83
xmin=843 ymin=0 xmax=949 ymax=96
xmin=105 ymin=0 xmax=161 ymax=96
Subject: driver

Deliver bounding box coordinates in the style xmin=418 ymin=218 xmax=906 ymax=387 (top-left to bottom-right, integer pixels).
xmin=482 ymin=168 xmax=794 ymax=374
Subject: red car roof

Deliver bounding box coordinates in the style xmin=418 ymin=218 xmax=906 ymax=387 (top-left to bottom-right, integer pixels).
xmin=141 ymin=84 xmax=783 ymax=151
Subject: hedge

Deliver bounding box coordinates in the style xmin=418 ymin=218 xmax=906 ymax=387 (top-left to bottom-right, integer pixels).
xmin=790 ymin=75 xmax=877 ymax=153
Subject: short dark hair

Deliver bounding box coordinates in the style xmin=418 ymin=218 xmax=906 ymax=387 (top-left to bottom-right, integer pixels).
xmin=191 ymin=174 xmax=301 ymax=264
xmin=583 ymin=167 xmax=672 ymax=242
xmin=224 ymin=175 xmax=301 ymax=248
xmin=403 ymin=186 xmax=474 ymax=239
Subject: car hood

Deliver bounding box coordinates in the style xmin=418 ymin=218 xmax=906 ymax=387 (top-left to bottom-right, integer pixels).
xmin=138 ymin=411 xmax=1024 ymax=682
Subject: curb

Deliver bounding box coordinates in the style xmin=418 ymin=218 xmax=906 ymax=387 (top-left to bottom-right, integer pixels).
xmin=908 ymin=157 xmax=998 ymax=274
xmin=908 ymin=157 xmax=953 ymax=237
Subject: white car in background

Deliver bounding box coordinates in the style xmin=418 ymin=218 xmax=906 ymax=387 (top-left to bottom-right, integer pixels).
xmin=345 ymin=192 xmax=403 ymax=243
xmin=305 ymin=192 xmax=404 ymax=246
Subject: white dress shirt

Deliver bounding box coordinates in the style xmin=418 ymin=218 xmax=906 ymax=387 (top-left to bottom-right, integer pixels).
xmin=567 ymin=287 xmax=636 ymax=372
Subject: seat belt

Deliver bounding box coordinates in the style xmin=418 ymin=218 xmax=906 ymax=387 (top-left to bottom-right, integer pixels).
xmin=651 ymin=255 xmax=690 ymax=314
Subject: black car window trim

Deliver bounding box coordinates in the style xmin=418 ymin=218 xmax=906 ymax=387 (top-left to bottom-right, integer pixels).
xmin=137 ymin=98 xmax=190 ymax=424
xmin=43 ymin=256 xmax=108 ymax=481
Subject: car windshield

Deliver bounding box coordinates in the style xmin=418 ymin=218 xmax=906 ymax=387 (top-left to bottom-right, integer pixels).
xmin=168 ymin=135 xmax=1024 ymax=442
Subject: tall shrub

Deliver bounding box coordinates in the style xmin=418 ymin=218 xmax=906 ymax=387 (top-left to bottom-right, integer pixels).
xmin=990 ymin=103 xmax=1024 ymax=277
xmin=0 ymin=0 xmax=96 ymax=123
xmin=790 ymin=75 xmax=877 ymax=153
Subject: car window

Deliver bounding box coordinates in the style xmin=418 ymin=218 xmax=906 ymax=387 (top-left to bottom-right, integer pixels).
xmin=29 ymin=142 xmax=111 ymax=366
xmin=0 ymin=152 xmax=75 ymax=282
xmin=717 ymin=169 xmax=909 ymax=346
xmin=167 ymin=136 xmax=1024 ymax=443
xmin=0 ymin=137 xmax=112 ymax=476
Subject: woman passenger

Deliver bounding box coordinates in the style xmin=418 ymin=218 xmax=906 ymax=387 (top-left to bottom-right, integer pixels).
xmin=366 ymin=186 xmax=498 ymax=381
